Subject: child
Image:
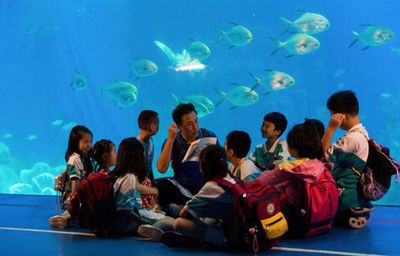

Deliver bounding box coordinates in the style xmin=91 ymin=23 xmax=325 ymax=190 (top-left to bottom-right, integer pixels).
xmin=137 ymin=110 xmax=159 ymax=183
xmin=110 ymin=138 xmax=164 ymax=235
xmin=92 ymin=139 xmax=116 ymax=174
xmin=225 ymin=130 xmax=261 ymax=182
xmin=321 ymin=90 xmax=373 ymax=228
xmin=49 ymin=125 xmax=94 ymax=228
xmin=139 ymin=145 xmax=236 ymax=247
xmin=250 ymin=112 xmax=290 ymax=171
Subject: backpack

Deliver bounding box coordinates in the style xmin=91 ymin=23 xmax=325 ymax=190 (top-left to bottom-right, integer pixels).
xmin=78 ymin=172 xmax=118 ymax=233
xmin=213 ymin=177 xmax=288 ymax=253
xmin=286 ymin=166 xmax=339 ymax=238
xmin=352 ymin=139 xmax=399 ymax=201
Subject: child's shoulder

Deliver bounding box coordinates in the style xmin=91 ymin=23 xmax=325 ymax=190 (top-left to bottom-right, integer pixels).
xmin=67 ymin=153 xmax=81 ymax=164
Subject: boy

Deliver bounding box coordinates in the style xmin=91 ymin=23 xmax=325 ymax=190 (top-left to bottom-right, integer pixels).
xmin=250 ymin=112 xmax=290 ymax=171
xmin=322 ymin=90 xmax=373 ymax=229
xmin=225 ymin=130 xmax=261 ymax=182
xmin=137 ymin=110 xmax=159 ymax=183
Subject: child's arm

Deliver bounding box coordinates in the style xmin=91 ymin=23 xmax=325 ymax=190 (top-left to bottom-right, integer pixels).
xmin=322 ymin=114 xmax=345 ymax=155
xmin=137 ymin=183 xmax=158 ymax=196
xmin=70 ymin=178 xmax=79 ymax=195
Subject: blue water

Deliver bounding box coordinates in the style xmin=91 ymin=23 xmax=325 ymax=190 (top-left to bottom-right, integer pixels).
xmin=0 ymin=0 xmax=399 ymax=204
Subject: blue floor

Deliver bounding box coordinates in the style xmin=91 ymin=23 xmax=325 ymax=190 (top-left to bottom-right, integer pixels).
xmin=0 ymin=194 xmax=398 ymax=256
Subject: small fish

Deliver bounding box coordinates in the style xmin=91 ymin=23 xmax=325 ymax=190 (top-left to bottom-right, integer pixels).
xmin=172 ymin=93 xmax=215 ymax=118
xmin=390 ymin=46 xmax=400 ymax=55
xmin=25 ymin=134 xmax=38 ymax=141
xmin=174 ymin=61 xmax=206 ymax=72
xmin=280 ymin=12 xmax=330 ymax=34
xmin=50 ymin=119 xmax=63 ymax=126
xmin=62 ymin=122 xmax=78 ymax=131
xmin=333 ymin=69 xmax=346 ymax=77
xmin=129 ymin=59 xmax=158 ymax=79
xmin=70 ymin=71 xmax=88 ymax=90
xmin=381 ymin=92 xmax=391 ymax=98
xmin=102 ymin=81 xmax=138 ymax=108
xmin=216 ymin=23 xmax=253 ymax=48
xmin=215 ymin=85 xmax=259 ymax=108
xmin=2 ymin=133 xmax=12 ymax=139
xmin=349 ymin=25 xmax=395 ymax=50
xmin=271 ymin=33 xmax=320 ymax=57
xmin=187 ymin=40 xmax=211 ymax=60
xmin=264 ymin=70 xmax=295 ymax=92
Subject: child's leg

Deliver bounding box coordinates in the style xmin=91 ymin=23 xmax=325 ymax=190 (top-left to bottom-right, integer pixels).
xmin=174 ymin=217 xmax=227 ymax=247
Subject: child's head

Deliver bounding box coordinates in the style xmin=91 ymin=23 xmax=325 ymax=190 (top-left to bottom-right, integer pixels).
xmin=287 ymin=119 xmax=323 ymax=159
xmin=113 ymin=137 xmax=147 ymax=182
xmin=65 ymin=125 xmax=93 ymax=161
xmin=199 ymin=145 xmax=228 ymax=181
xmin=327 ymin=90 xmax=359 ymax=116
xmin=305 ymin=118 xmax=325 ymax=140
xmin=138 ymin=110 xmax=159 ymax=135
xmin=224 ymin=130 xmax=251 ymax=161
xmin=262 ymin=112 xmax=287 ymax=139
xmin=93 ymin=139 xmax=116 ymax=172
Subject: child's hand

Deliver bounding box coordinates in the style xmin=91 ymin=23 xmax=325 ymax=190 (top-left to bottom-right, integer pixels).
xmin=328 ymin=113 xmax=345 ymax=130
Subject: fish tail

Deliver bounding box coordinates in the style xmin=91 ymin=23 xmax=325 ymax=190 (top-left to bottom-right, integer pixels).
xmin=215 ymin=28 xmax=225 ymax=44
xmin=349 ymin=31 xmax=359 ymax=48
xmin=279 ymin=17 xmax=292 ymax=34
xmin=171 ymin=93 xmax=180 ymax=103
xmin=270 ymin=37 xmax=285 ymax=55
xmin=249 ymin=72 xmax=263 ymax=91
xmin=215 ymin=88 xmax=227 ymax=107
xmin=154 ymin=40 xmax=177 ymax=64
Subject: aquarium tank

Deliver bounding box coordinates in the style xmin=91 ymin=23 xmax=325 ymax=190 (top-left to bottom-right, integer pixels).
xmin=0 ymin=0 xmax=398 ymax=205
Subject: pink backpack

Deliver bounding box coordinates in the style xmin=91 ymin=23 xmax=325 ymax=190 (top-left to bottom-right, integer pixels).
xmin=287 ymin=166 xmax=339 ymax=238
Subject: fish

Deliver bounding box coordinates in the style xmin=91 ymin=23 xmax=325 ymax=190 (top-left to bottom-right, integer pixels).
xmin=129 ymin=59 xmax=158 ymax=79
xmin=2 ymin=133 xmax=12 ymax=139
xmin=280 ymin=12 xmax=330 ymax=34
xmin=25 ymin=134 xmax=38 ymax=141
xmin=102 ymin=81 xmax=138 ymax=108
xmin=333 ymin=69 xmax=346 ymax=77
xmin=174 ymin=62 xmax=206 ymax=72
xmin=62 ymin=122 xmax=78 ymax=131
xmin=70 ymin=71 xmax=88 ymax=90
xmin=50 ymin=119 xmax=63 ymax=126
xmin=349 ymin=25 xmax=395 ymax=50
xmin=215 ymin=85 xmax=259 ymax=108
xmin=391 ymin=46 xmax=400 ymax=55
xmin=271 ymin=33 xmax=320 ymax=57
xmin=263 ymin=70 xmax=295 ymax=92
xmin=171 ymin=93 xmax=215 ymax=118
xmin=381 ymin=92 xmax=391 ymax=98
xmin=216 ymin=23 xmax=253 ymax=48
xmin=187 ymin=40 xmax=211 ymax=60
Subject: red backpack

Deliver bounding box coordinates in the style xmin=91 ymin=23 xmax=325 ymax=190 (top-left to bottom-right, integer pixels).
xmin=213 ymin=177 xmax=288 ymax=253
xmin=78 ymin=172 xmax=118 ymax=233
xmin=286 ymin=166 xmax=339 ymax=238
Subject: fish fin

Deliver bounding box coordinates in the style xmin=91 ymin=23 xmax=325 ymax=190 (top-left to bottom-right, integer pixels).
xmin=135 ymin=76 xmax=141 ymax=81
xmin=230 ymin=82 xmax=242 ymax=87
xmin=264 ymin=91 xmax=272 ymax=96
xmin=270 ymin=37 xmax=285 ymax=55
xmin=230 ymin=21 xmax=239 ymax=26
xmin=228 ymin=45 xmax=235 ymax=49
xmin=154 ymin=40 xmax=177 ymax=64
xmin=230 ymin=106 xmax=238 ymax=110
xmin=265 ymin=68 xmax=273 ymax=72
xmin=285 ymin=54 xmax=295 ymax=58
xmin=297 ymin=9 xmax=307 ymax=13
xmin=215 ymin=27 xmax=225 ymax=44
xmin=349 ymin=31 xmax=359 ymax=48
xmin=360 ymin=24 xmax=375 ymax=27
xmin=171 ymin=93 xmax=180 ymax=103
xmin=361 ymin=46 xmax=370 ymax=51
xmin=215 ymin=88 xmax=227 ymax=107
xmin=279 ymin=17 xmax=292 ymax=34
xmin=249 ymin=72 xmax=263 ymax=91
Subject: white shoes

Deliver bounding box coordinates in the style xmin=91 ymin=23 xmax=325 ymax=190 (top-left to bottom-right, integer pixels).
xmin=138 ymin=224 xmax=164 ymax=242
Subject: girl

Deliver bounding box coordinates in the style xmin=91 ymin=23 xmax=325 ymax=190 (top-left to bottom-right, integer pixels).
xmin=92 ymin=139 xmax=116 ymax=174
xmin=49 ymin=125 xmax=94 ymax=228
xmin=110 ymin=137 xmax=164 ymax=235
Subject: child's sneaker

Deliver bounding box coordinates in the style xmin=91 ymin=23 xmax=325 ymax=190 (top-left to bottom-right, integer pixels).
xmin=161 ymin=231 xmax=202 ymax=248
xmin=49 ymin=215 xmax=68 ymax=228
xmin=138 ymin=224 xmax=164 ymax=242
